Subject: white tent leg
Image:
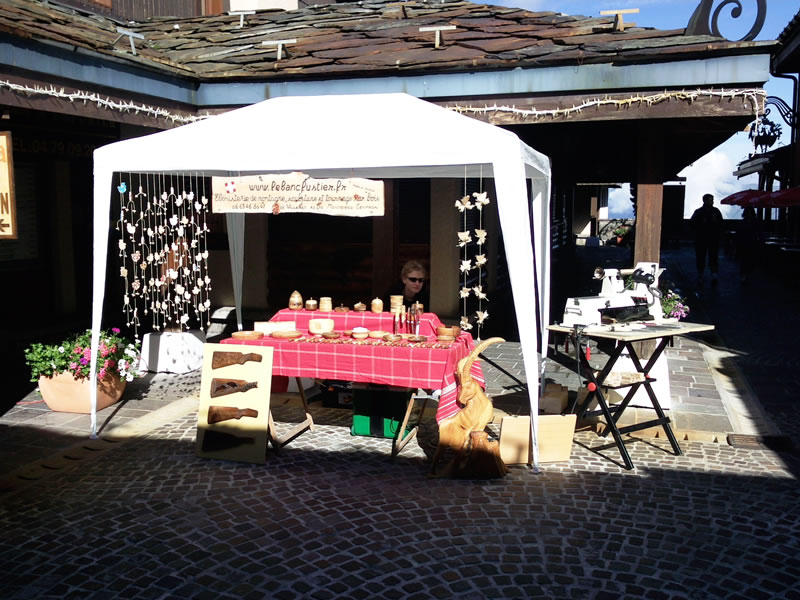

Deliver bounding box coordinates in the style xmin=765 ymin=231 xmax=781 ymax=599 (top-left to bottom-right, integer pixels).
xmin=493 ymin=158 xmax=541 ymax=471
xmin=226 ymin=213 xmax=246 ymax=331
xmin=89 ymin=168 xmax=114 ymax=438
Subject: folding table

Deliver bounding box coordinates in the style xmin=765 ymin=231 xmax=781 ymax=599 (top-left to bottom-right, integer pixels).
xmin=221 ymin=331 xmax=484 ymax=457
xmin=548 ymin=322 xmax=714 ymax=469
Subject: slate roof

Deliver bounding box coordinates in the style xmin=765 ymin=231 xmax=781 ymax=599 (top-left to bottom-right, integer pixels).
xmin=0 ymin=0 xmax=775 ymax=82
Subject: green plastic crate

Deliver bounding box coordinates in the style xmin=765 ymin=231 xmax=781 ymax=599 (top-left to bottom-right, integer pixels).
xmin=350 ymin=385 xmax=414 ymax=439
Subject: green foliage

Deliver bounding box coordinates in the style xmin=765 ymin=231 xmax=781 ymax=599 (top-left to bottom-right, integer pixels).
xmin=24 ymin=328 xmax=142 ymax=383
xmin=613 ymin=225 xmax=630 ymax=236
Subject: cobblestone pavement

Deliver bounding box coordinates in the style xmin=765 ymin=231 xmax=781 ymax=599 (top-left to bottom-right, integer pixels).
xmin=1 ymin=399 xmax=799 ymax=600
xmin=1 ymin=244 xmax=799 ymax=598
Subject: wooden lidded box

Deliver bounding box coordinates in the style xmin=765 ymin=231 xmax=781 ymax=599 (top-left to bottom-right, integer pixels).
xmin=499 ymin=414 xmax=577 ymax=464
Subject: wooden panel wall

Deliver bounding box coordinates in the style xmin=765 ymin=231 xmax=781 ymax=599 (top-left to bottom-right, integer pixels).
xmin=56 ymin=0 xmax=220 ymax=19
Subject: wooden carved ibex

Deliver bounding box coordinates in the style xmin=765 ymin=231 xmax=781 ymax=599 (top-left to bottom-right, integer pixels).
xmin=430 ymin=337 xmax=508 ymax=477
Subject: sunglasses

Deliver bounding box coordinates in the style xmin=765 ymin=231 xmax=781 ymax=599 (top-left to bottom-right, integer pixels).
xmin=407 ymin=277 xmax=425 ymax=283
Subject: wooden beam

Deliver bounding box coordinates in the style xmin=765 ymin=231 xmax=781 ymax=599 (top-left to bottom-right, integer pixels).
xmin=0 ymin=71 xmax=198 ymax=130
xmin=440 ymin=89 xmax=763 ymax=125
xmin=634 ymin=125 xmax=663 ymax=264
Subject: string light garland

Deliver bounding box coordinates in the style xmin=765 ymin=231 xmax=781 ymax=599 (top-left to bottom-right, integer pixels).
xmin=0 ymin=79 xmax=207 ymax=125
xmin=2 ymin=80 xmax=764 ymax=126
xmin=447 ymin=88 xmax=766 ymax=121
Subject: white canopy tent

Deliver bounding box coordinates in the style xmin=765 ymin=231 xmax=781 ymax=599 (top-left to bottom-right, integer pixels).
xmin=91 ymin=93 xmax=552 ymax=467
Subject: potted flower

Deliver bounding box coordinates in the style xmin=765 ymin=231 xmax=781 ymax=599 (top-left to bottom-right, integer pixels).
xmin=613 ymin=225 xmax=631 ymax=245
xmin=660 ymin=289 xmax=690 ymax=321
xmin=24 ymin=328 xmax=142 ymax=413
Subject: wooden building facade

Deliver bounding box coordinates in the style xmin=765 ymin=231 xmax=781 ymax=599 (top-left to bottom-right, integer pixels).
xmin=0 ymin=0 xmax=776 ymax=400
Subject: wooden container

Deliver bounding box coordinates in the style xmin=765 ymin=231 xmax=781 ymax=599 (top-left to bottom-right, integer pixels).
xmin=319 ymin=297 xmax=333 ymax=312
xmin=308 ymin=318 xmax=334 ymax=334
xmin=288 ymin=290 xmax=303 ymax=310
xmin=499 ymin=414 xmax=577 ymax=464
xmin=231 ymin=331 xmax=264 ymax=340
xmin=305 ymin=298 xmax=318 ymax=311
xmin=370 ymin=298 xmax=383 ymax=313
xmin=436 ymin=326 xmax=461 ymax=338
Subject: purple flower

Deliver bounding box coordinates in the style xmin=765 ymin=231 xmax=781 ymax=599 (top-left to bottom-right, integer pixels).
xmin=112 ymin=327 xmax=120 ymax=334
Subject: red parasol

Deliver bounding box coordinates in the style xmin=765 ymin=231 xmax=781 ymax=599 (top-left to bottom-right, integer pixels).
xmin=719 ymin=189 xmax=768 ymax=207
xmin=764 ymin=187 xmax=800 ymax=208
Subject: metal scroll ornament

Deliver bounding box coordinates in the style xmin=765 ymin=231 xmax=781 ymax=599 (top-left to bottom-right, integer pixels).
xmin=686 ymin=0 xmax=766 ymax=41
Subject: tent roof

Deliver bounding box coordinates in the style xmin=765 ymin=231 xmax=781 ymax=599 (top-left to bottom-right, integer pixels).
xmin=95 ymin=93 xmax=549 ymax=179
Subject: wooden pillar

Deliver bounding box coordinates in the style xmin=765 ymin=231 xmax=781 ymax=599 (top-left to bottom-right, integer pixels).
xmin=634 ymin=127 xmax=664 ymax=265
xmin=372 ymin=180 xmax=398 ymax=299
xmin=430 ymin=179 xmax=462 ymax=317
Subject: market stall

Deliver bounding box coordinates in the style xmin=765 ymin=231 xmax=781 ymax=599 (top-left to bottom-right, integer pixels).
xmin=90 ymin=93 xmax=551 ymax=467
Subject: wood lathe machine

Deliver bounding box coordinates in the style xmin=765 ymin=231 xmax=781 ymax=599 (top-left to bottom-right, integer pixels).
xmin=560 ymin=262 xmax=665 ymax=328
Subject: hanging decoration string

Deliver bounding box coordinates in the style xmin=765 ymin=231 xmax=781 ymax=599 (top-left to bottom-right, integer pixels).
xmin=455 ymin=172 xmax=491 ymax=337
xmin=474 ymin=166 xmax=487 ymax=341
xmin=116 ymin=172 xmax=212 ymax=339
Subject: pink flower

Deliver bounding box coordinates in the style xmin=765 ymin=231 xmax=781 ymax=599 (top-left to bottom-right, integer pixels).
xmin=83 ymin=348 xmax=91 ymax=359
xmin=74 ymin=346 xmax=82 ymax=354
xmin=99 ymin=343 xmax=109 ymax=357
xmin=69 ymin=362 xmax=78 ymax=370
xmin=99 ymin=367 xmax=107 ymax=379
xmin=112 ymin=327 xmax=120 ymax=334
xmin=80 ymin=357 xmax=89 ymax=366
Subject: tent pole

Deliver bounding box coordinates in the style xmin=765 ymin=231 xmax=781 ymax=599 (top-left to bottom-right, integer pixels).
xmin=226 ymin=213 xmax=246 ymax=331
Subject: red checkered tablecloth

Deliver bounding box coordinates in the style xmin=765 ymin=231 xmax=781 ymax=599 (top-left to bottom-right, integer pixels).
xmin=270 ymin=308 xmax=443 ymax=337
xmin=221 ymin=334 xmax=484 ymax=423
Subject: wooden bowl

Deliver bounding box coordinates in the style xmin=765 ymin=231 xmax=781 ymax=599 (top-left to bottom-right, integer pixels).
xmin=383 ymin=334 xmax=402 ymax=342
xmin=408 ymin=335 xmax=427 ymax=343
xmin=322 ymin=331 xmax=341 ymax=339
xmin=436 ymin=326 xmax=461 ymax=338
xmin=351 ymin=327 xmax=369 ymax=340
xmin=369 ymin=330 xmax=389 ymax=339
xmin=231 ymin=330 xmax=263 ymax=340
xmin=271 ymin=330 xmax=302 ymax=339
xmin=436 ymin=334 xmax=455 ymax=343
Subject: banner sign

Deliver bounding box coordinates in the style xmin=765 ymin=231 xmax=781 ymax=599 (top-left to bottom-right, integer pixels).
xmin=211 ymin=172 xmax=384 ymax=217
xmin=0 ymin=132 xmax=17 ymax=240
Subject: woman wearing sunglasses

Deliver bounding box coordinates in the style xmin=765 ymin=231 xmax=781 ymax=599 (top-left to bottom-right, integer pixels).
xmin=393 ymin=259 xmax=429 ymax=308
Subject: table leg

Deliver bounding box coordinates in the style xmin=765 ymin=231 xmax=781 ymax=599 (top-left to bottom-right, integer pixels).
xmin=622 ymin=339 xmax=682 ymax=456
xmin=391 ymin=391 xmax=429 ymax=459
xmin=574 ymin=338 xmax=635 ymax=469
xmin=267 ymin=377 xmax=315 ymax=451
